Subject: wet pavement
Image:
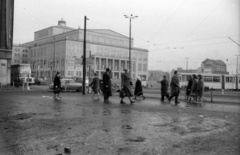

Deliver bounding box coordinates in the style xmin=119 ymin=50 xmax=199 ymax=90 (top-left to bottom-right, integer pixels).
xmin=0 ymin=90 xmax=240 ymax=155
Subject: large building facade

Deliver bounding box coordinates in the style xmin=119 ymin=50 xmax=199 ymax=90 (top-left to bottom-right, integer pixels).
xmin=12 ymin=44 xmax=29 ymax=64
xmin=201 ymin=59 xmax=228 ymax=75
xmin=23 ymin=20 xmax=149 ymax=81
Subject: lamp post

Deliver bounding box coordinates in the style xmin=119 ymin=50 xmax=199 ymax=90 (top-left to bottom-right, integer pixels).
xmin=234 ymin=55 xmax=240 ymax=75
xmin=124 ymin=14 xmax=138 ymax=78
xmin=82 ymin=16 xmax=88 ymax=95
xmin=185 ymin=57 xmax=189 ymax=73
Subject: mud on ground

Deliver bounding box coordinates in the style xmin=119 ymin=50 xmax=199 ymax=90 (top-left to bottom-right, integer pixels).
xmin=0 ymin=91 xmax=240 ymax=155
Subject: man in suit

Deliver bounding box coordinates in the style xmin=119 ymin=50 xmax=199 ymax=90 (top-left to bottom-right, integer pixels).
xmin=160 ymin=75 xmax=169 ymax=101
xmin=168 ymin=71 xmax=180 ymax=105
xmin=102 ymin=68 xmax=112 ymax=103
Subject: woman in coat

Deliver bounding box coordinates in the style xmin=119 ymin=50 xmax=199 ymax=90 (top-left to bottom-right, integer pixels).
xmin=190 ymin=74 xmax=198 ymax=102
xmin=196 ymin=74 xmax=206 ymax=103
xmin=53 ymin=71 xmax=61 ymax=99
xmin=120 ymin=69 xmax=134 ymax=104
xmin=134 ymin=76 xmax=145 ymax=100
xmin=89 ymin=72 xmax=100 ymax=99
xmin=186 ymin=75 xmax=193 ymax=101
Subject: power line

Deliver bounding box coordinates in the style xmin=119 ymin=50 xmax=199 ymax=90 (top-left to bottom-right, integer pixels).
xmin=137 ymin=34 xmax=239 ymax=48
xmin=148 ymin=0 xmax=188 ymax=40
xmin=150 ymin=41 xmax=232 ymax=52
xmin=181 ymin=0 xmax=225 ymax=42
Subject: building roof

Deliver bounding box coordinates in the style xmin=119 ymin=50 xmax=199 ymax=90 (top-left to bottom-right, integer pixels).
xmin=202 ymin=58 xmax=226 ymax=66
xmin=87 ymin=29 xmax=128 ymax=38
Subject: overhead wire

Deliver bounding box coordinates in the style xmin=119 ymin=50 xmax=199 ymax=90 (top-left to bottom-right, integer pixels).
xmin=148 ymin=0 xmax=188 ymax=41
xmin=181 ymin=0 xmax=225 ymax=42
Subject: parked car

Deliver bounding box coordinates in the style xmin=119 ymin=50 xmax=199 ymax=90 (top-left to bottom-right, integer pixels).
xmin=49 ymin=79 xmax=82 ymax=92
xmin=35 ymin=78 xmax=47 ymax=85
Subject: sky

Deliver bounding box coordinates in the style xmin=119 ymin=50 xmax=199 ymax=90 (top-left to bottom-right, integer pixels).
xmin=13 ymin=0 xmax=240 ymax=74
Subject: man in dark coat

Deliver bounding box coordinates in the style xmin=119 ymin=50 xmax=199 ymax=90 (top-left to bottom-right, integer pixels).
xmin=160 ymin=75 xmax=169 ymax=101
xmin=102 ymin=68 xmax=112 ymax=103
xmin=53 ymin=71 xmax=61 ymax=99
xmin=168 ymin=71 xmax=180 ymax=105
xmin=186 ymin=75 xmax=192 ymax=101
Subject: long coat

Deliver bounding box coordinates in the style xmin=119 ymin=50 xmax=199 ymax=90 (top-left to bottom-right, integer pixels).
xmin=53 ymin=75 xmax=61 ymax=89
xmin=170 ymin=75 xmax=180 ymax=94
xmin=186 ymin=78 xmax=193 ymax=95
xmin=160 ymin=79 xmax=169 ymax=95
xmin=196 ymin=79 xmax=204 ymax=97
xmin=89 ymin=77 xmax=100 ymax=93
xmin=102 ymin=72 xmax=112 ymax=96
xmin=53 ymin=75 xmax=61 ymax=93
xmin=191 ymin=79 xmax=198 ymax=93
xmin=121 ymin=73 xmax=133 ymax=97
xmin=134 ymin=80 xmax=143 ymax=96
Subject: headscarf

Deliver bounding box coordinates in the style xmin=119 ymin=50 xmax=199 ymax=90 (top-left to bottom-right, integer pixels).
xmin=137 ymin=76 xmax=141 ymax=81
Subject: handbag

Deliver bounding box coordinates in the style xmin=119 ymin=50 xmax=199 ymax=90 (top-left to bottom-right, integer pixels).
xmin=119 ymin=89 xmax=125 ymax=97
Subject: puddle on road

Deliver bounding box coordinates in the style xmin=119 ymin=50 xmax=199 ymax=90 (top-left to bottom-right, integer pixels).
xmin=1 ymin=95 xmax=239 ymax=155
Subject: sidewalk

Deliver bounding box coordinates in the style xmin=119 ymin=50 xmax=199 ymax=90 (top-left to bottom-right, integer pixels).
xmin=143 ymin=93 xmax=240 ymax=105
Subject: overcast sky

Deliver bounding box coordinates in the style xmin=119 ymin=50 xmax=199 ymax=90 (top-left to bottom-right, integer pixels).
xmin=14 ymin=0 xmax=240 ymax=74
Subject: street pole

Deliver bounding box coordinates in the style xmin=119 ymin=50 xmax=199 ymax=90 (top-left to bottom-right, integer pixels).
xmin=124 ymin=14 xmax=138 ymax=78
xmin=129 ymin=18 xmax=132 ymax=78
xmin=235 ymin=55 xmax=239 ymax=74
xmin=53 ymin=36 xmax=55 ymax=81
xmin=185 ymin=57 xmax=189 ymax=73
xmin=82 ymin=16 xmax=87 ymax=95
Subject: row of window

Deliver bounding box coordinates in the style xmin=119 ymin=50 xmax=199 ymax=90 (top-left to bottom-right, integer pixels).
xmin=14 ymin=48 xmax=27 ymax=52
xmin=180 ymin=75 xmax=238 ymax=83
xmin=14 ymin=53 xmax=28 ymax=57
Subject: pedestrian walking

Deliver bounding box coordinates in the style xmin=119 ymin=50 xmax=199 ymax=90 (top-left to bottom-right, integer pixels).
xmin=53 ymin=71 xmax=61 ymax=100
xmin=102 ymin=68 xmax=112 ymax=103
xmin=186 ymin=75 xmax=193 ymax=101
xmin=168 ymin=71 xmax=180 ymax=105
xmin=89 ymin=72 xmax=100 ymax=99
xmin=160 ymin=75 xmax=169 ymax=101
xmin=196 ymin=74 xmax=206 ymax=103
xmin=189 ymin=74 xmax=198 ymax=102
xmin=134 ymin=76 xmax=146 ymax=100
xmin=120 ymin=69 xmax=134 ymax=104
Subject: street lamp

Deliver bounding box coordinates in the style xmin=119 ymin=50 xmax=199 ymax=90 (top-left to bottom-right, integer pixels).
xmin=124 ymin=14 xmax=138 ymax=78
xmin=234 ymin=55 xmax=240 ymax=74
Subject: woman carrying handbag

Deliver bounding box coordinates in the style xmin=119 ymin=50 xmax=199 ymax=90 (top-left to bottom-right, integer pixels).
xmin=120 ymin=69 xmax=134 ymax=104
xmin=53 ymin=71 xmax=61 ymax=100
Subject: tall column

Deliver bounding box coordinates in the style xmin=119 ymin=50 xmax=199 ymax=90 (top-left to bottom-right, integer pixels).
xmin=94 ymin=56 xmax=96 ymax=72
xmin=106 ymin=58 xmax=108 ymax=70
xmin=125 ymin=60 xmax=128 ymax=70
xmin=113 ymin=59 xmax=115 ymax=71
xmin=99 ymin=58 xmax=101 ymax=71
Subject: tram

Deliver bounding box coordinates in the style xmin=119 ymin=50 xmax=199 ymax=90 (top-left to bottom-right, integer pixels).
xmin=178 ymin=73 xmax=240 ymax=90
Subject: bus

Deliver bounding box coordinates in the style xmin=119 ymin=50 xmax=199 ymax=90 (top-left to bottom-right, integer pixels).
xmin=11 ymin=64 xmax=34 ymax=86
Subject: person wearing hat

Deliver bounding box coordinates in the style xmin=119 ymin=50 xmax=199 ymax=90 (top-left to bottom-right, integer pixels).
xmin=189 ymin=74 xmax=198 ymax=102
xmin=160 ymin=75 xmax=169 ymax=101
xmin=168 ymin=71 xmax=180 ymax=105
xmin=196 ymin=74 xmax=206 ymax=103
xmin=120 ymin=69 xmax=134 ymax=104
xmin=102 ymin=68 xmax=112 ymax=103
xmin=53 ymin=71 xmax=61 ymax=99
xmin=134 ymin=76 xmax=146 ymax=100
xmin=186 ymin=75 xmax=193 ymax=101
